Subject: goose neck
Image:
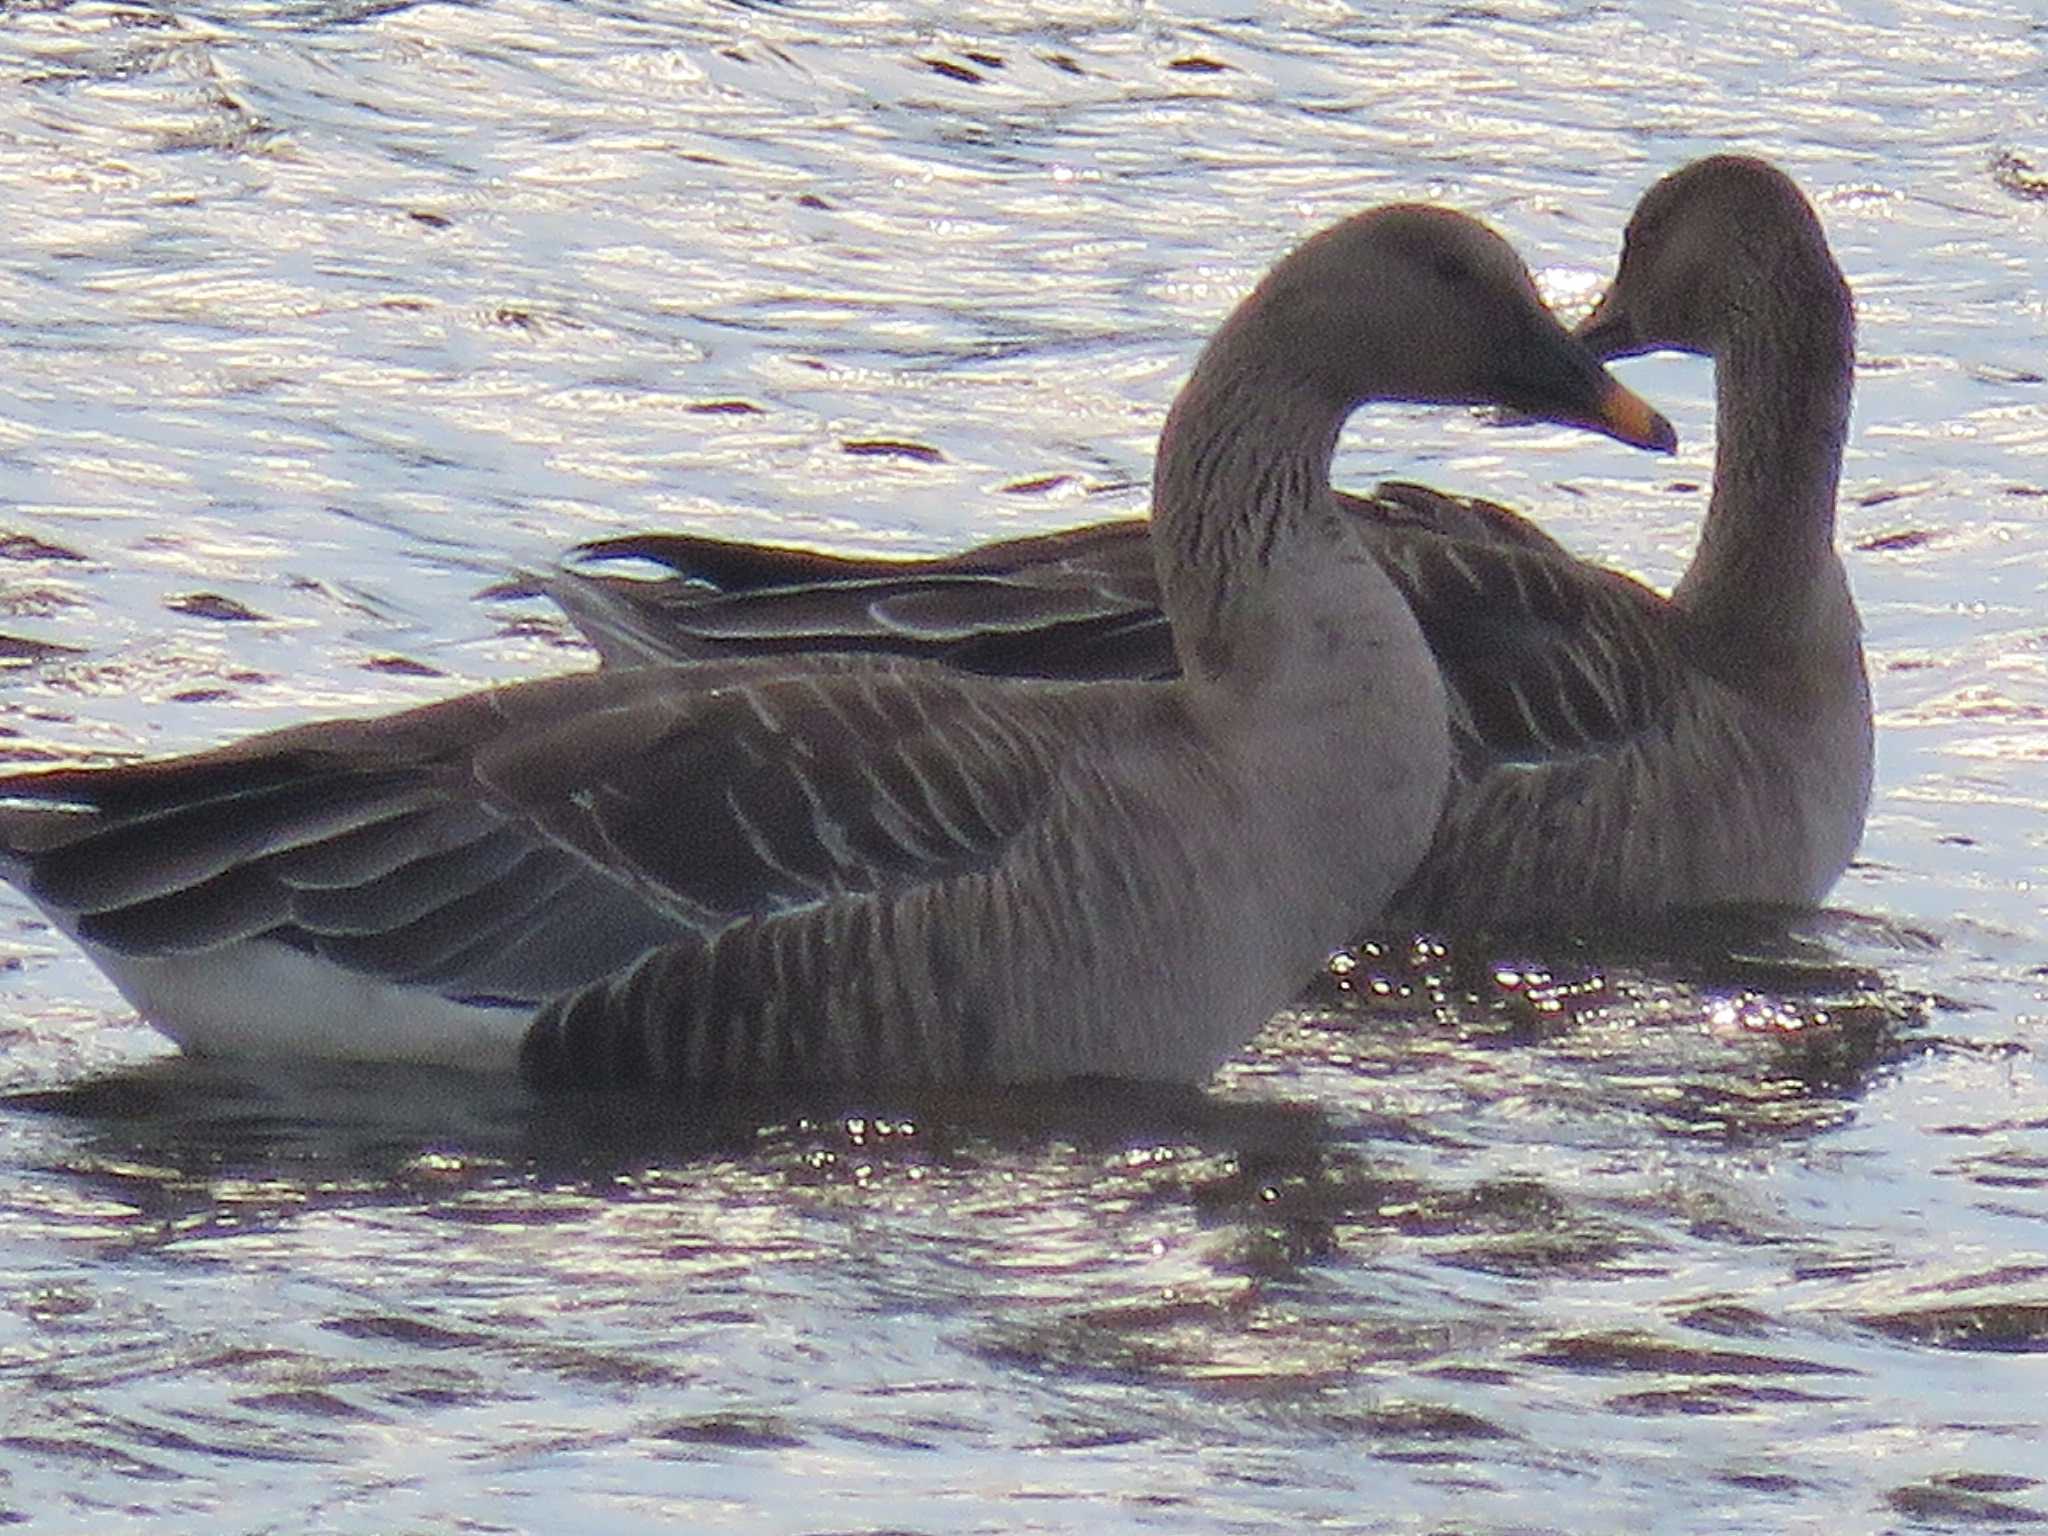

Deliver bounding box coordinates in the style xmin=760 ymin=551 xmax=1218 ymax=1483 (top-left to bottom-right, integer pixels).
xmin=1149 ymin=353 xmax=1356 ymax=693
xmin=1673 ymin=297 xmax=1855 ymax=654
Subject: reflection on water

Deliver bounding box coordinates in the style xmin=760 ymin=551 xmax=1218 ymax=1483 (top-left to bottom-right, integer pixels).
xmin=3 ymin=920 xmax=2039 ymax=1529
xmin=1 ymin=0 xmax=2046 ymax=1530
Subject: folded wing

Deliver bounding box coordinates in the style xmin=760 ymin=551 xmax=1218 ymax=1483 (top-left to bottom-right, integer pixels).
xmin=0 ymin=656 xmax=1083 ymax=1008
xmin=543 ymin=491 xmax=1692 ymax=777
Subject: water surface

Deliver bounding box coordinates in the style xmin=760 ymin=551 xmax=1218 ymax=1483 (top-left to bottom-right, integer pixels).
xmin=1 ymin=2 xmax=2045 ymax=1531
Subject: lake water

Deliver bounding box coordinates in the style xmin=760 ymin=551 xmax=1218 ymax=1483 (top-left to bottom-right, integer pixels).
xmin=1 ymin=1 xmax=2045 ymax=1531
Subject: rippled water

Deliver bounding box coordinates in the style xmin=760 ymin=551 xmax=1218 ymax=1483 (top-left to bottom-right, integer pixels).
xmin=1 ymin=1 xmax=2045 ymax=1531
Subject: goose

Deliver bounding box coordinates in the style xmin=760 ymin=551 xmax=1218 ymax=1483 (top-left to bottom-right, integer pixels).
xmin=544 ymin=156 xmax=1869 ymax=931
xmin=0 ymin=206 xmax=1672 ymax=1089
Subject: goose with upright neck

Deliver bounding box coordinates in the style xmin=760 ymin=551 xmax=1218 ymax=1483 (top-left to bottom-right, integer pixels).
xmin=546 ymin=156 xmax=1866 ymax=931
xmin=1394 ymin=153 xmax=1870 ymax=922
xmin=0 ymin=207 xmax=1670 ymax=1087
xmin=1579 ymin=154 xmax=1864 ymax=713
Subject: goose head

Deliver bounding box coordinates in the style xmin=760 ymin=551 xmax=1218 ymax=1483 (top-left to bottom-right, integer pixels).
xmin=1575 ymin=155 xmax=1852 ymax=362
xmin=1215 ymin=204 xmax=1677 ymax=452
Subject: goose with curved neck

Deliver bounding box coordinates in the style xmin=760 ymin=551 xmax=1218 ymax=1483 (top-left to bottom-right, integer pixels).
xmin=547 ymin=157 xmax=1865 ymax=930
xmin=1153 ymin=206 xmax=1667 ymax=698
xmin=0 ymin=207 xmax=1671 ymax=1086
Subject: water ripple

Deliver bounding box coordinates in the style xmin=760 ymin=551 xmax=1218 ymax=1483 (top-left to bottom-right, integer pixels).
xmin=2 ymin=0 xmax=2047 ymax=1530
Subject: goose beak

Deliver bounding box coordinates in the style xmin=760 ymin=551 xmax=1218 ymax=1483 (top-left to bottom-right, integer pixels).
xmin=1500 ymin=307 xmax=1677 ymax=455
xmin=1590 ymin=375 xmax=1678 ymax=454
xmin=1574 ymin=288 xmax=1646 ymax=362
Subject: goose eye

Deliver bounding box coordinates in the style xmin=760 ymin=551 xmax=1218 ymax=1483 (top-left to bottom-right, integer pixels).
xmin=1624 ymin=209 xmax=1671 ymax=262
xmin=1431 ymin=254 xmax=1473 ymax=285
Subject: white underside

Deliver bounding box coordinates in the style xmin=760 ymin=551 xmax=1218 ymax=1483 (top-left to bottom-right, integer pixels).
xmin=82 ymin=936 xmax=529 ymax=1073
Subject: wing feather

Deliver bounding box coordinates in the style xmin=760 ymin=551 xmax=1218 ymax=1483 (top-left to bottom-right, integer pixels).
xmin=1 ymin=657 xmax=1095 ymax=1013
xmin=545 ymin=497 xmax=1694 ymax=773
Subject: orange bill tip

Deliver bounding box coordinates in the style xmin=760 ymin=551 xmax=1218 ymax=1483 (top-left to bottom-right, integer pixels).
xmin=1597 ymin=379 xmax=1678 ymax=454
